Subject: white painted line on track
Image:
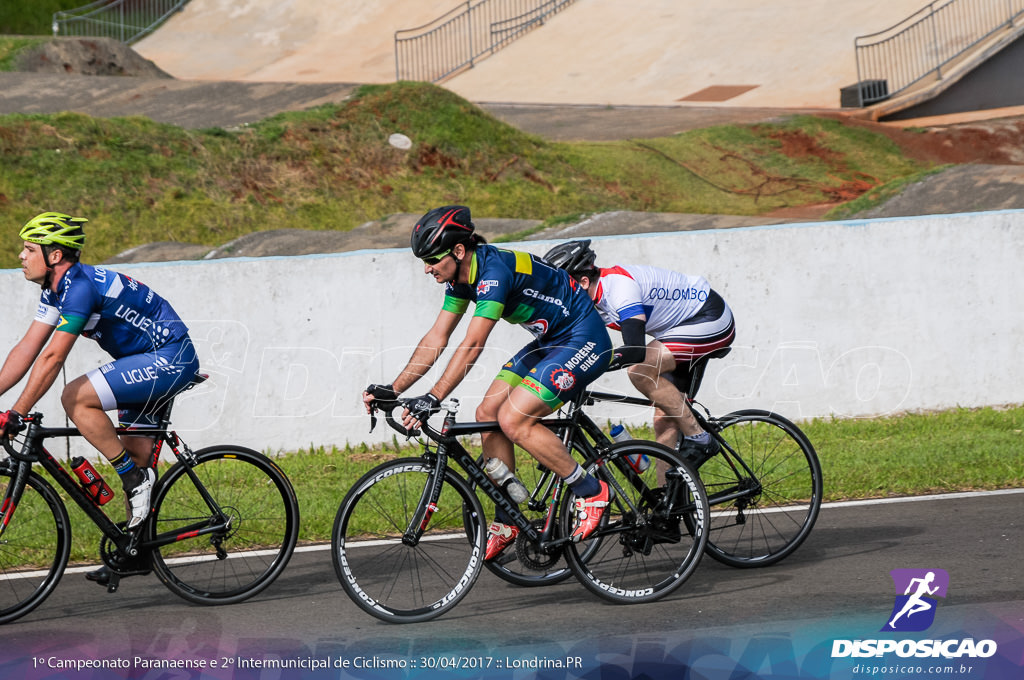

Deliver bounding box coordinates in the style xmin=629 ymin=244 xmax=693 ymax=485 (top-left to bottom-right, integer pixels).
xmin=8 ymin=488 xmax=1021 ymax=581
xmin=819 ymin=487 xmax=1024 ymax=510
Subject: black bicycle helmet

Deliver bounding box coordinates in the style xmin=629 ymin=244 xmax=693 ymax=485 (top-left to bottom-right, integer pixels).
xmin=542 ymin=239 xmax=597 ymax=276
xmin=410 ymin=205 xmax=476 ymax=260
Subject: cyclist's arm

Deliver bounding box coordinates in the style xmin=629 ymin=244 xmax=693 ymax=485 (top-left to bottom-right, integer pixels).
xmin=390 ymin=309 xmax=463 ymax=394
xmin=10 ymin=328 xmax=78 ymax=415
xmin=0 ymin=320 xmax=56 ymax=399
xmin=429 ymin=315 xmax=498 ymax=400
xmin=612 ymin=316 xmax=649 ymax=367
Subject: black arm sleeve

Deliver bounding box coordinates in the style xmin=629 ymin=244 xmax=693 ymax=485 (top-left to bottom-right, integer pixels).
xmin=613 ymin=317 xmax=648 ymax=366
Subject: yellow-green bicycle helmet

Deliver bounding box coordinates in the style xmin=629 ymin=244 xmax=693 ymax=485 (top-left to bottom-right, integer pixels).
xmin=20 ymin=212 xmax=87 ymax=250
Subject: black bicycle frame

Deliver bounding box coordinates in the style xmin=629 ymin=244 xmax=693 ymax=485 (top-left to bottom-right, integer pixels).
xmin=387 ymin=392 xmax=660 ymax=550
xmin=586 ymin=389 xmax=762 ymax=508
xmin=2 ymin=415 xmax=232 ymax=557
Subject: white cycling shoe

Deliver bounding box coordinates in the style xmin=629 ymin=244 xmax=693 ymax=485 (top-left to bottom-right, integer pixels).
xmin=124 ymin=467 xmax=156 ymax=530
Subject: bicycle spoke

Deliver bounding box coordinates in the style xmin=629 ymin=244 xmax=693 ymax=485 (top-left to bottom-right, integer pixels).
xmin=148 ymin=447 xmax=298 ymax=604
xmin=0 ymin=468 xmax=70 ymax=624
xmin=333 ymin=459 xmax=485 ymax=623
xmin=562 ymin=442 xmax=708 ymax=604
xmin=701 ymin=410 xmax=822 ymax=567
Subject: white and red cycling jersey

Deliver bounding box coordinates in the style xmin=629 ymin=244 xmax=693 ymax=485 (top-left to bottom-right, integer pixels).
xmin=592 ymin=264 xmax=734 ymax=362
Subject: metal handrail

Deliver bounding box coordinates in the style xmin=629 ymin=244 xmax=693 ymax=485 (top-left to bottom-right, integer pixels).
xmin=395 ymin=0 xmax=578 ymax=83
xmin=53 ymin=0 xmax=190 ymax=45
xmin=853 ymin=0 xmax=1024 ymax=106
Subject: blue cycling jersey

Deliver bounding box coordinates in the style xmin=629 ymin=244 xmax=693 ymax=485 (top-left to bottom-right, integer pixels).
xmin=442 ymin=244 xmax=596 ymax=339
xmin=35 ymin=263 xmax=190 ymax=358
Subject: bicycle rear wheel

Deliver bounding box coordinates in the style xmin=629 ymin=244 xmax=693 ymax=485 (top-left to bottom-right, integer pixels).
xmin=561 ymin=441 xmax=708 ymax=604
xmin=0 ymin=464 xmax=71 ymax=624
xmin=700 ymin=409 xmax=822 ymax=567
xmin=332 ymin=458 xmax=486 ymax=623
xmin=147 ymin=446 xmax=299 ymax=605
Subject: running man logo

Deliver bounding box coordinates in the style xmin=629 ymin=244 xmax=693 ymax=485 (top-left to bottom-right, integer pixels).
xmin=882 ymin=568 xmax=949 ymax=632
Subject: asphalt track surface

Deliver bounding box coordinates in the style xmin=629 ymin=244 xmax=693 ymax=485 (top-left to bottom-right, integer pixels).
xmin=3 ymin=490 xmax=1021 ymax=672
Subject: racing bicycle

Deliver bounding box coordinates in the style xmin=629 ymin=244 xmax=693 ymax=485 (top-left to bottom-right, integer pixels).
xmin=331 ymin=392 xmax=709 ymax=623
xmin=0 ymin=374 xmax=300 ymax=624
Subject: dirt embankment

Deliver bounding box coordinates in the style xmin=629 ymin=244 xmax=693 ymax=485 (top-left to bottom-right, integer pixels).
xmin=5 ymin=38 xmax=1024 ymax=263
xmin=12 ymin=37 xmax=171 ymax=78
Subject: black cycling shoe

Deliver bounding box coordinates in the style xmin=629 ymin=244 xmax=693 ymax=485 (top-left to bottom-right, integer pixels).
xmin=679 ymin=435 xmax=720 ymax=468
xmin=85 ymin=565 xmax=113 ymax=586
xmin=85 ymin=560 xmax=151 ymax=587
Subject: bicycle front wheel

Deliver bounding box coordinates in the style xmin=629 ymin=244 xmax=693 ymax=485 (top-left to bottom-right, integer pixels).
xmin=0 ymin=464 xmax=71 ymax=624
xmin=701 ymin=409 xmax=822 ymax=567
xmin=561 ymin=441 xmax=709 ymax=604
xmin=332 ymin=458 xmax=486 ymax=624
xmin=147 ymin=446 xmax=299 ymax=605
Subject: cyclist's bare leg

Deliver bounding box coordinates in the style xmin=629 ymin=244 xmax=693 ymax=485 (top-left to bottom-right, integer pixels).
xmin=61 ymin=376 xmax=127 ymax=461
xmin=496 ymin=387 xmax=576 ymax=478
xmin=652 ymin=406 xmax=682 ymax=450
xmin=626 ymin=341 xmax=705 ymax=443
xmin=476 ymin=378 xmax=517 ymax=472
xmin=120 ymin=432 xmax=158 ymax=468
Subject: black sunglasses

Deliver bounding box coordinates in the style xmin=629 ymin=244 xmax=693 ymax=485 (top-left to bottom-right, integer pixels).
xmin=422 ymin=249 xmax=452 ymax=266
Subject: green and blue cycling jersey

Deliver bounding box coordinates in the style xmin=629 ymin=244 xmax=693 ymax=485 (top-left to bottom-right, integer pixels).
xmin=35 ymin=262 xmax=199 ymax=426
xmin=443 ymin=245 xmax=611 ymax=407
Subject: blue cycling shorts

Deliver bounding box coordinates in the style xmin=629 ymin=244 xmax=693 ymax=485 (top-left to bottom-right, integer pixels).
xmin=85 ymin=339 xmax=200 ymax=428
xmin=495 ymin=315 xmax=611 ymax=409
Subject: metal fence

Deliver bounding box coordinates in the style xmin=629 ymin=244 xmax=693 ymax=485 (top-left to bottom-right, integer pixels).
xmin=53 ymin=0 xmax=189 ymax=45
xmin=853 ymin=0 xmax=1024 ymax=106
xmin=395 ymin=0 xmax=578 ymax=82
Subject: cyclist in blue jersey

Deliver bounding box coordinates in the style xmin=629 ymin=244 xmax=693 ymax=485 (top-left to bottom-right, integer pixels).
xmin=0 ymin=213 xmax=200 ymax=579
xmin=363 ymin=205 xmax=614 ymax=561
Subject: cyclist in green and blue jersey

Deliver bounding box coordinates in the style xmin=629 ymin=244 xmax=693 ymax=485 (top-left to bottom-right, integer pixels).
xmin=363 ymin=205 xmax=614 ymax=561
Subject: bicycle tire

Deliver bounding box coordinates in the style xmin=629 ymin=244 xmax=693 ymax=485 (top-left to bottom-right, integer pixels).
xmin=700 ymin=409 xmax=822 ymax=567
xmin=147 ymin=445 xmax=299 ymax=605
xmin=561 ymin=441 xmax=709 ymax=604
xmin=332 ymin=458 xmax=486 ymax=623
xmin=0 ymin=465 xmax=71 ymax=624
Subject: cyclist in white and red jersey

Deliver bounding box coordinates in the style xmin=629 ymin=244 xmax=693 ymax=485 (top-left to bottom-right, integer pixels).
xmin=0 ymin=213 xmax=199 ymax=555
xmin=363 ymin=206 xmax=614 ymax=561
xmin=544 ymin=239 xmax=735 ymax=466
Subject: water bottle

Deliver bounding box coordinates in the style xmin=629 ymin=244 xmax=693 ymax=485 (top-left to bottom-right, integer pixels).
xmin=483 ymin=458 xmax=529 ymax=503
xmin=70 ymin=456 xmax=115 ymax=506
xmin=610 ymin=425 xmax=650 ymax=473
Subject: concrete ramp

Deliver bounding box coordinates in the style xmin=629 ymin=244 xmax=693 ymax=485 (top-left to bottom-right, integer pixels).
xmin=134 ymin=0 xmax=456 ymax=83
xmin=444 ymin=0 xmax=930 ymax=108
xmin=137 ymin=0 xmax=934 ymax=108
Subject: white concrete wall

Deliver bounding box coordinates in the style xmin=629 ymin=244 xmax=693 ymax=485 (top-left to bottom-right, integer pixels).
xmin=2 ymin=211 xmax=1021 ymax=459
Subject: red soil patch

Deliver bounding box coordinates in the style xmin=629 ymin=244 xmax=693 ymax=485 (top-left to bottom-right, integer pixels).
xmin=761 ymin=113 xmax=1024 ymax=218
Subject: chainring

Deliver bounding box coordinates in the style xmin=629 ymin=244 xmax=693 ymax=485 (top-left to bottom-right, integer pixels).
xmin=513 ymin=520 xmax=563 ymax=571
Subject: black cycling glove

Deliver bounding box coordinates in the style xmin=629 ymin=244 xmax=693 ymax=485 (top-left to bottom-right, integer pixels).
xmin=403 ymin=393 xmax=440 ymax=423
xmin=606 ymin=351 xmax=627 ymax=372
xmin=365 ymin=383 xmax=399 ymax=401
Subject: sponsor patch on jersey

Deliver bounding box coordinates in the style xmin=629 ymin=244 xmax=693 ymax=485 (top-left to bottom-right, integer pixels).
xmin=549 ymin=368 xmax=576 ymax=391
xmin=477 ymin=279 xmax=500 ymax=295
xmin=522 ymin=318 xmax=549 ymax=337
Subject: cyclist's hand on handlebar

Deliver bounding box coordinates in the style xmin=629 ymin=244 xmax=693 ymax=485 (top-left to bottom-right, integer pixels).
xmin=0 ymin=410 xmax=24 ymax=438
xmin=363 ymin=383 xmax=398 ymax=413
xmin=401 ymin=393 xmax=440 ymax=429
